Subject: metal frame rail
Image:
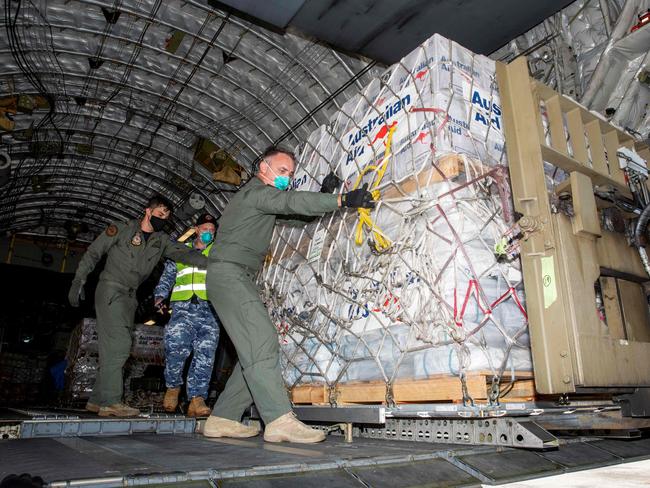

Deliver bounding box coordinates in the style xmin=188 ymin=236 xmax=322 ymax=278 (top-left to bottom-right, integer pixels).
xmin=496 ymin=57 xmax=650 ymax=395
xmin=0 ymin=409 xmax=195 ymax=440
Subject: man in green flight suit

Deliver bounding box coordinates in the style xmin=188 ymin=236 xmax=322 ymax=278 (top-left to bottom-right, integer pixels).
xmin=68 ymin=195 xmax=208 ymax=417
xmin=203 ymin=146 xmax=374 ymax=443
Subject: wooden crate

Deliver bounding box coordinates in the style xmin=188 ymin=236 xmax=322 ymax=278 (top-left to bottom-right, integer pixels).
xmin=291 ymin=371 xmax=535 ymax=405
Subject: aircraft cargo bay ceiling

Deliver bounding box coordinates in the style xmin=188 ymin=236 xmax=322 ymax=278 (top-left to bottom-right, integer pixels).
xmin=0 ymin=0 xmax=572 ymax=239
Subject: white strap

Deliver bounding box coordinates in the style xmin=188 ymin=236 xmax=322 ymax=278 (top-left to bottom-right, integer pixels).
xmin=176 ymin=267 xmax=207 ymax=278
xmin=172 ymin=283 xmax=207 ymax=293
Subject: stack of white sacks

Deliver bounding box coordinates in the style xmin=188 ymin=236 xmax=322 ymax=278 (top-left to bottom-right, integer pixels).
xmin=260 ymin=34 xmax=533 ymax=397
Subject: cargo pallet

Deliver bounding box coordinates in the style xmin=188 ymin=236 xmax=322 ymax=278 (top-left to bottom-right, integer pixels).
xmin=286 ymin=56 xmax=650 ymax=425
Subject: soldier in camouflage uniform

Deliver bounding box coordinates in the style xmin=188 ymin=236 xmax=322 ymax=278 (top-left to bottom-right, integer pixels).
xmin=202 ymin=146 xmax=375 ymax=443
xmin=154 ymin=213 xmax=220 ymax=417
xmin=68 ymin=195 xmax=208 ymax=417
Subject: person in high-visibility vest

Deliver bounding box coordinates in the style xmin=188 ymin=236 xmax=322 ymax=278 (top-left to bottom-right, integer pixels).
xmin=154 ymin=213 xmax=220 ymax=417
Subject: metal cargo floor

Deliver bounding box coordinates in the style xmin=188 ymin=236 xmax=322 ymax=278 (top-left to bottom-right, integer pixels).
xmin=3 ymin=432 xmax=650 ymax=487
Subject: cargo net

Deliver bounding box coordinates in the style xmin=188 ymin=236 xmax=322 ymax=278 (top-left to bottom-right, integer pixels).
xmin=260 ymin=35 xmax=532 ymax=406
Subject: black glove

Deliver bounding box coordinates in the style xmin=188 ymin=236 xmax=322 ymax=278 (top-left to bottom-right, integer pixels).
xmin=320 ymin=171 xmax=342 ymax=194
xmin=68 ymin=279 xmax=85 ymax=308
xmin=341 ymin=183 xmax=375 ymax=209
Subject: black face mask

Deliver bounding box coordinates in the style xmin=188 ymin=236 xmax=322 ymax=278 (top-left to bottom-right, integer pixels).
xmin=149 ymin=215 xmax=167 ymax=232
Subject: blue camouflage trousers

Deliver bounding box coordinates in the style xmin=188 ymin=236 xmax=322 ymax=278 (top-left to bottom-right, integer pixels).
xmin=164 ymin=299 xmax=220 ymax=399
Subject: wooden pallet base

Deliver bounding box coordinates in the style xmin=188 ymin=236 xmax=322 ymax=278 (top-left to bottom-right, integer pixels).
xmin=291 ymin=371 xmax=536 ymax=405
xmin=382 ymin=153 xmax=465 ymax=199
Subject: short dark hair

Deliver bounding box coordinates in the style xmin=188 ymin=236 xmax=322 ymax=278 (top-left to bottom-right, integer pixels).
xmin=260 ymin=146 xmax=296 ymax=165
xmin=146 ymin=195 xmax=173 ymax=214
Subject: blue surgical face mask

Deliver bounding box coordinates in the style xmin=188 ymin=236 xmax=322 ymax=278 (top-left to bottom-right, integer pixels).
xmin=200 ymin=231 xmax=214 ymax=244
xmin=273 ymin=175 xmax=290 ymax=191
xmin=266 ymin=163 xmax=291 ymax=191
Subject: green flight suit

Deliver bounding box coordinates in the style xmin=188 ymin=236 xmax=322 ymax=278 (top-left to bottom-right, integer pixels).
xmin=207 ymin=177 xmax=339 ymax=423
xmin=71 ymin=219 xmax=208 ymax=406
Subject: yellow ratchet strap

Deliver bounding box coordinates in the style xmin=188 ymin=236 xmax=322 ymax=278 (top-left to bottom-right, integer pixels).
xmin=352 ymin=125 xmax=396 ymax=252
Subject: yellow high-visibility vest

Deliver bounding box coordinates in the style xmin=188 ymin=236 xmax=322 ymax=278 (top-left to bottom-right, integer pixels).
xmin=170 ymin=243 xmax=212 ymax=301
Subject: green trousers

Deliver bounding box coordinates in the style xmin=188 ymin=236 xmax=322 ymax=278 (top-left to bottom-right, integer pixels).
xmin=89 ymin=281 xmax=137 ymax=406
xmin=207 ymin=262 xmax=292 ymax=424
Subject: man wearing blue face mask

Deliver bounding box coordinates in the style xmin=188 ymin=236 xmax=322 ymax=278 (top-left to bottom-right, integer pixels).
xmin=202 ymin=146 xmax=375 ymax=443
xmin=154 ymin=213 xmax=221 ymax=417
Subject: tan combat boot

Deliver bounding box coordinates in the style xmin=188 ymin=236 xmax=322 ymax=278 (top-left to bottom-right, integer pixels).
xmin=98 ymin=403 xmax=140 ymax=417
xmin=203 ymin=416 xmax=260 ymax=438
xmin=187 ymin=397 xmax=211 ymax=417
xmin=163 ymin=387 xmax=181 ymax=413
xmin=85 ymin=402 xmax=100 ymax=413
xmin=263 ymin=412 xmax=326 ymax=444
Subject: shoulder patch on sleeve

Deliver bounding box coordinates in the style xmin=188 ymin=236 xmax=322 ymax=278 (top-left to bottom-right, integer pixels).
xmin=105 ymin=224 xmax=118 ymax=237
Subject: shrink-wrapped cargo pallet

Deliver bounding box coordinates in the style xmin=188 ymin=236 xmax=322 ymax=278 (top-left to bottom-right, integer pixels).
xmin=0 ymin=352 xmax=46 ymax=405
xmin=64 ymin=318 xmax=99 ymax=400
xmin=65 ymin=319 xmax=165 ymax=401
xmin=261 ymin=35 xmax=534 ymax=405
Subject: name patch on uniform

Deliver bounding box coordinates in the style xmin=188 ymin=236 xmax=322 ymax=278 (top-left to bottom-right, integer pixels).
xmin=131 ymin=232 xmax=143 ymax=246
xmin=105 ymin=224 xmax=118 ymax=237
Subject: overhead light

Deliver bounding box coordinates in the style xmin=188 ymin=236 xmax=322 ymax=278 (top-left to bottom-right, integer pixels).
xmin=144 ymin=320 xmax=156 ymax=326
